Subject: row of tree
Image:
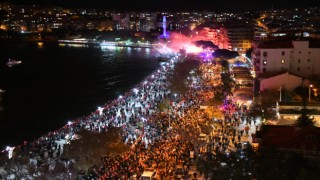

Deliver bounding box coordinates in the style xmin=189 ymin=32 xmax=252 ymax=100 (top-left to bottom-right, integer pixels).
xmin=196 ymin=144 xmax=319 ymax=180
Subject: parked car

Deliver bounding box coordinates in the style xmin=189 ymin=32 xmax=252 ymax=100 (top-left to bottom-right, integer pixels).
xmin=140 ymin=168 xmax=157 ymax=180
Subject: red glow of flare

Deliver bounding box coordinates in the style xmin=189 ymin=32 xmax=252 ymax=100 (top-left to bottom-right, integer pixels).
xmin=155 ymin=31 xmax=214 ymax=54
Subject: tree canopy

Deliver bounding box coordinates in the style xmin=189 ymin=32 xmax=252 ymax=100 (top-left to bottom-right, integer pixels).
xmin=61 ymin=127 xmax=129 ymax=174
xmin=196 ymin=144 xmax=319 ymax=179
xmin=167 ymin=58 xmax=200 ymax=94
xmin=193 ymin=40 xmax=218 ymax=50
xmin=212 ymin=49 xmax=239 ymax=59
xmin=295 ymin=107 xmax=315 ymax=126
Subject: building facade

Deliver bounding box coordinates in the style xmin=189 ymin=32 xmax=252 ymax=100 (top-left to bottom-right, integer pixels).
xmin=259 ymin=72 xmax=309 ymax=92
xmin=219 ymin=25 xmax=254 ymax=54
xmin=252 ymin=39 xmax=320 ymax=78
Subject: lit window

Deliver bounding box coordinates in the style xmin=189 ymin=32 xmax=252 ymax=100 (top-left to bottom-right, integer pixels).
xmin=263 ymin=60 xmax=267 ymax=65
xmin=281 ymin=59 xmax=285 ymax=64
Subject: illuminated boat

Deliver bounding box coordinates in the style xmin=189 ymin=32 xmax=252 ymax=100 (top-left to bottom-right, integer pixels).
xmin=6 ymin=58 xmax=22 ymax=67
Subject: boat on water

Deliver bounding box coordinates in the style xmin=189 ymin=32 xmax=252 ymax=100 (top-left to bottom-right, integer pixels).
xmin=6 ymin=58 xmax=22 ymax=67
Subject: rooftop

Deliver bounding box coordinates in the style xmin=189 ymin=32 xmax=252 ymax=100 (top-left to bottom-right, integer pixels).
xmin=279 ymin=101 xmax=320 ymax=106
xmin=258 ymin=40 xmax=293 ymax=49
xmin=256 ymin=38 xmax=320 ymax=49
xmin=279 ymin=109 xmax=320 ymax=115
xmin=257 ymin=71 xmax=302 ymax=79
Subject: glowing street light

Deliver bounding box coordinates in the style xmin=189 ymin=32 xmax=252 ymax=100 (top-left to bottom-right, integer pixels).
xmin=118 ymin=95 xmax=123 ymax=99
xmin=6 ymin=146 xmax=15 ymax=159
xmin=309 ymin=84 xmax=313 ymax=102
xmin=68 ymin=121 xmax=72 ymax=126
xmin=133 ymin=88 xmax=139 ymax=94
xmin=97 ymin=106 xmax=104 ymax=116
xmin=143 ymin=81 xmax=148 ymax=90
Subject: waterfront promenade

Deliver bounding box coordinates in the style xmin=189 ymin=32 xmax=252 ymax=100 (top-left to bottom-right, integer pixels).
xmin=0 ymin=53 xmax=259 ymax=179
xmin=58 ymin=39 xmax=155 ymax=48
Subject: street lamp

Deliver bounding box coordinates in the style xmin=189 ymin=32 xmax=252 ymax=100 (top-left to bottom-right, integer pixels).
xmin=133 ymin=88 xmax=139 ymax=95
xmin=6 ymin=146 xmax=15 ymax=159
xmin=143 ymin=81 xmax=147 ymax=90
xmin=97 ymin=106 xmax=104 ymax=116
xmin=309 ymin=84 xmax=313 ymax=102
xmin=279 ymin=86 xmax=282 ymax=102
xmin=168 ymin=106 xmax=171 ymax=128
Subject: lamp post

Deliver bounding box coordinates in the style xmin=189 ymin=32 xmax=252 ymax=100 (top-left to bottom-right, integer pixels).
xmin=143 ymin=81 xmax=147 ymax=90
xmin=309 ymin=85 xmax=313 ymax=102
xmin=168 ymin=105 xmax=171 ymax=129
xmin=211 ymin=118 xmax=215 ymax=139
xmin=279 ymin=86 xmax=282 ymax=102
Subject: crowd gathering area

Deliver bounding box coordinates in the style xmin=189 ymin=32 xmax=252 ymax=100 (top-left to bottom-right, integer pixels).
xmin=0 ymin=52 xmax=260 ymax=180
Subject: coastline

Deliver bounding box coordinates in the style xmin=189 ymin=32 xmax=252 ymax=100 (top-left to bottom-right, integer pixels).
xmin=0 ymin=43 xmax=160 ymax=149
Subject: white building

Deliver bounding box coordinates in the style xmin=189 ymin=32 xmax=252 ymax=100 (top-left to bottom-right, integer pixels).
xmin=259 ymin=72 xmax=309 ymax=92
xmin=252 ymin=39 xmax=320 ymax=78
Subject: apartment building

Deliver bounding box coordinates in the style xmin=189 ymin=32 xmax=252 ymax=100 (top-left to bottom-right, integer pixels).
xmin=252 ymin=38 xmax=320 ymax=78
xmin=219 ymin=25 xmax=254 ymax=54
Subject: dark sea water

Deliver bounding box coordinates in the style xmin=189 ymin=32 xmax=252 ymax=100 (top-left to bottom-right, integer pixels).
xmin=0 ymin=42 xmax=160 ymax=149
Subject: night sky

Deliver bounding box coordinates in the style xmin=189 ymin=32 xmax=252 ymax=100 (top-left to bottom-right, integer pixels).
xmin=4 ymin=0 xmax=320 ymax=12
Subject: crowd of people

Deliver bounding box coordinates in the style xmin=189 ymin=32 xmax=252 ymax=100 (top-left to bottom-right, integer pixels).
xmin=1 ymin=53 xmax=260 ymax=180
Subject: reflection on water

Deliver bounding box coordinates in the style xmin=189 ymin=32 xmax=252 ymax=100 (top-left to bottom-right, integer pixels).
xmin=0 ymin=43 xmax=160 ymax=149
xmin=59 ymin=43 xmax=90 ymax=48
